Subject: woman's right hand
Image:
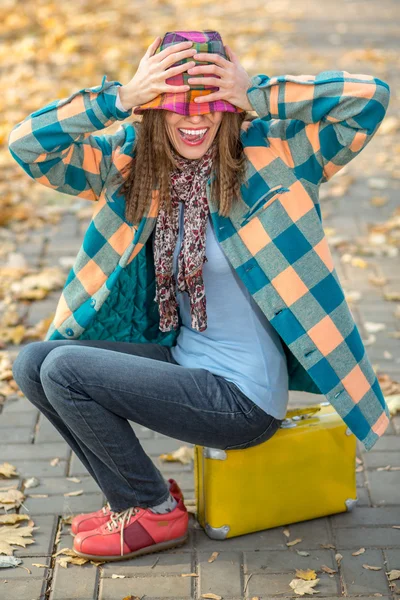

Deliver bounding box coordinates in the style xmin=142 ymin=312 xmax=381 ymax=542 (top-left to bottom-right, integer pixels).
xmin=118 ymin=37 xmax=198 ymax=110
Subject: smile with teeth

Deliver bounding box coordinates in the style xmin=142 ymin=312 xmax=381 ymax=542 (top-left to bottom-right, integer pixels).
xmin=178 ymin=128 xmax=209 ymax=144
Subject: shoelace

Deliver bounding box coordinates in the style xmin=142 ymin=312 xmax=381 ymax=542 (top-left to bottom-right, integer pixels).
xmin=106 ymin=506 xmax=140 ymax=556
xmin=101 ymin=501 xmax=112 ymax=515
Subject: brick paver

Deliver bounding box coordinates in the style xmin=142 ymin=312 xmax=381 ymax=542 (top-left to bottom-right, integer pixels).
xmin=1 ymin=0 xmax=399 ymax=598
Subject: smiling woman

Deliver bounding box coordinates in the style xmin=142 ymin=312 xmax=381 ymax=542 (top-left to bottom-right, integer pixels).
xmin=9 ymin=27 xmax=391 ymax=564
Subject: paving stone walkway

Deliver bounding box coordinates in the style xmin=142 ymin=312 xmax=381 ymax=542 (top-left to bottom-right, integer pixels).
xmin=2 ymin=0 xmax=400 ymax=598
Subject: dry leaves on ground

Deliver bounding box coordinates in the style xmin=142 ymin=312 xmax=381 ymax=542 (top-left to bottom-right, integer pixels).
xmin=158 ymin=445 xmax=194 ymax=464
xmin=0 ymin=523 xmax=37 ymax=555
xmin=0 ymin=514 xmax=29 ymax=525
xmin=0 ymin=555 xmax=22 ymax=568
xmin=0 ymin=487 xmax=25 ymax=511
xmin=295 ymin=568 xmax=317 ymax=580
xmin=0 ymin=463 xmax=18 ymax=479
xmin=289 ymin=577 xmax=321 ymax=595
xmin=286 ymin=537 xmax=302 ymax=547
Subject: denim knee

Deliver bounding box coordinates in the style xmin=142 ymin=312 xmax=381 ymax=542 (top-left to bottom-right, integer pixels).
xmin=12 ymin=341 xmax=43 ymax=387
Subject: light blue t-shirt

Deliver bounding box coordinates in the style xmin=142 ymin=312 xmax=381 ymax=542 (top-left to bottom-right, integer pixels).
xmin=154 ymin=202 xmax=289 ymax=420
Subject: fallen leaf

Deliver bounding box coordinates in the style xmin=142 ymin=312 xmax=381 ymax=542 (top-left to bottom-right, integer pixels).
xmin=286 ymin=538 xmax=302 ymax=547
xmin=53 ymin=547 xmax=78 ymax=558
xmin=159 ymin=445 xmax=194 ymax=464
xmin=384 ymin=291 xmax=400 ymax=301
xmin=386 ymin=395 xmax=400 ymax=416
xmin=0 ymin=514 xmax=29 ymax=525
xmin=363 ymin=564 xmax=382 ymax=571
xmin=201 ymin=594 xmax=223 ymax=600
xmin=50 ymin=458 xmax=60 ymax=467
xmin=0 ymin=524 xmax=36 ymax=555
xmin=23 ymin=477 xmax=39 ymax=489
xmin=28 ymin=494 xmax=48 ymax=498
xmin=289 ymin=577 xmax=320 ymax=595
xmin=365 ymin=321 xmax=386 ymax=333
xmin=111 ymin=573 xmax=125 ymax=578
xmin=388 ymin=569 xmax=400 ymax=581
xmin=0 ymin=463 xmax=18 ymax=478
xmin=66 ymin=477 xmax=81 ymax=483
xmin=61 ymin=515 xmax=73 ymax=525
xmin=181 ymin=572 xmax=198 ymax=577
xmin=57 ymin=556 xmax=89 ymax=568
xmin=321 ymin=565 xmax=337 ymax=574
xmin=296 ymin=569 xmax=317 ymax=580
xmin=297 ymin=551 xmax=310 ymax=557
xmin=352 ymin=548 xmax=366 ymax=556
xmin=208 ymin=552 xmax=219 ymax=563
xmin=63 ymin=490 xmax=83 ymax=497
xmin=0 ymin=555 xmax=22 ymax=568
xmin=283 ymin=528 xmax=290 ymax=537
xmin=32 ymin=563 xmax=48 ymax=568
xmin=0 ymin=489 xmax=25 ymax=511
xmin=335 ymin=553 xmax=343 ymax=566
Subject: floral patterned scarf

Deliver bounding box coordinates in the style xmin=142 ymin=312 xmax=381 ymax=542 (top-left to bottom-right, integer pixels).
xmin=153 ymin=142 xmax=216 ymax=332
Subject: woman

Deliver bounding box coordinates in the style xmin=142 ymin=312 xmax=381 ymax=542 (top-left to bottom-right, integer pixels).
xmin=9 ymin=30 xmax=391 ymax=562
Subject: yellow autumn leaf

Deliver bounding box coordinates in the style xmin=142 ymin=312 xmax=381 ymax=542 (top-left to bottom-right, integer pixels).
xmin=0 ymin=488 xmax=25 ymax=511
xmin=0 ymin=514 xmax=29 ymax=525
xmin=295 ymin=568 xmax=317 ymax=580
xmin=63 ymin=490 xmax=84 ymax=497
xmin=159 ymin=445 xmax=194 ymax=464
xmin=208 ymin=551 xmax=219 ymax=563
xmin=201 ymin=594 xmax=222 ymax=600
xmin=286 ymin=538 xmax=302 ymax=547
xmin=0 ymin=463 xmax=18 ymax=478
xmin=57 ymin=555 xmax=89 ymax=568
xmin=0 ymin=524 xmax=36 ymax=555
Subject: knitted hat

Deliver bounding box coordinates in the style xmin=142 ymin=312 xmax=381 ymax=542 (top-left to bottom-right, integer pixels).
xmin=133 ymin=30 xmax=245 ymax=116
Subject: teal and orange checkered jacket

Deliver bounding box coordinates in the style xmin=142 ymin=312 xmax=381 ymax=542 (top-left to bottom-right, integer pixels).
xmin=8 ymin=70 xmax=391 ymax=451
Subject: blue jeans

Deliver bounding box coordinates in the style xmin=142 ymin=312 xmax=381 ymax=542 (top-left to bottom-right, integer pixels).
xmin=11 ymin=340 xmax=282 ymax=512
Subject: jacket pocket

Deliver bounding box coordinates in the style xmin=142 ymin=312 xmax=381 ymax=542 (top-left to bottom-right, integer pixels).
xmin=240 ymin=185 xmax=290 ymax=226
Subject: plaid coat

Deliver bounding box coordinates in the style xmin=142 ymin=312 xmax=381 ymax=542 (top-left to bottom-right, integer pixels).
xmin=8 ymin=70 xmax=391 ymax=451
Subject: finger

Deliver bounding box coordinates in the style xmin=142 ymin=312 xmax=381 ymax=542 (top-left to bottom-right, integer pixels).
xmin=164 ymin=61 xmax=196 ymax=78
xmin=194 ymin=92 xmax=225 ymax=103
xmin=187 ymin=76 xmax=224 ymax=86
xmin=187 ymin=64 xmax=225 ymax=76
xmin=224 ymin=44 xmax=237 ymax=63
xmin=162 ymin=84 xmax=191 ymax=93
xmin=156 ymin=41 xmax=193 ymax=61
xmin=192 ymin=52 xmax=228 ymax=67
xmin=159 ymin=47 xmax=197 ymax=69
xmin=145 ymin=36 xmax=161 ymax=58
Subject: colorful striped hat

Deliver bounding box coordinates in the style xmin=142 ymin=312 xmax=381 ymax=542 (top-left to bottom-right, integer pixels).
xmin=133 ymin=30 xmax=245 ymax=116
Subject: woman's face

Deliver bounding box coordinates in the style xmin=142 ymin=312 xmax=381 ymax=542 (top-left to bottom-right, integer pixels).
xmin=164 ymin=110 xmax=223 ymax=159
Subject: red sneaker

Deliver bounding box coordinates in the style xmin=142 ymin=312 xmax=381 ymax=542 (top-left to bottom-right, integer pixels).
xmin=70 ymin=478 xmax=184 ymax=536
xmin=73 ymin=496 xmax=188 ymax=561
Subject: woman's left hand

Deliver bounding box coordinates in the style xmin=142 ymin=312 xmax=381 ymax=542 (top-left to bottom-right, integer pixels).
xmin=186 ymin=45 xmax=253 ymax=111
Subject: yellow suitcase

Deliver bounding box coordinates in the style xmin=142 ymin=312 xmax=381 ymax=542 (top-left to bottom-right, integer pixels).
xmin=194 ymin=401 xmax=357 ymax=539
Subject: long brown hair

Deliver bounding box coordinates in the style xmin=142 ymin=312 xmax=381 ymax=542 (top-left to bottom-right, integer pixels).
xmin=118 ymin=109 xmax=251 ymax=226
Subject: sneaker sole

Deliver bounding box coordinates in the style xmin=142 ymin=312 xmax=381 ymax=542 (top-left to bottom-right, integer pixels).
xmin=72 ymin=533 xmax=188 ymax=561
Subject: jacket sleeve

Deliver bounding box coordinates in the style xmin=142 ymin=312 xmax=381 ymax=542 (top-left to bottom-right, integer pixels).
xmin=8 ymin=75 xmax=134 ymax=201
xmin=246 ymin=71 xmax=390 ymax=183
